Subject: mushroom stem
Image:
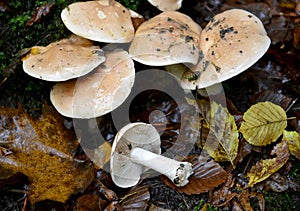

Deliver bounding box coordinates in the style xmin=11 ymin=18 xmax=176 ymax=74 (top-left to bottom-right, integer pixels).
xmin=130 ymin=147 xmax=193 ymax=187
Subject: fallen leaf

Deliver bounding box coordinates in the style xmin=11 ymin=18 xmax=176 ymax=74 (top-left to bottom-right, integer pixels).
xmin=106 ymin=185 xmax=150 ymax=210
xmin=0 ymin=107 xmax=94 ymax=204
xmin=120 ymin=185 xmax=150 ymax=210
xmin=249 ymin=90 xmax=293 ymax=110
xmin=74 ymin=194 xmax=102 ymax=211
xmin=200 ymin=101 xmax=239 ymax=165
xmin=162 ymin=155 xmax=227 ymax=194
xmin=26 ymin=2 xmax=56 ymax=26
xmin=246 ymin=140 xmax=290 ymax=187
xmin=283 ymin=130 xmax=300 ymax=159
xmin=93 ymin=141 xmax=112 ymax=169
xmin=211 ymin=174 xmax=237 ymax=206
xmin=239 ymin=101 xmax=287 ymax=146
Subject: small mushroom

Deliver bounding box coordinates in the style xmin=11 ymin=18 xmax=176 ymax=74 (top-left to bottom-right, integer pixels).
xmin=179 ymin=9 xmax=271 ymax=89
xmin=61 ymin=0 xmax=135 ymax=43
xmin=22 ymin=35 xmax=105 ymax=81
xmin=129 ymin=11 xmax=202 ymax=66
xmin=110 ymin=122 xmax=193 ymax=188
xmin=50 ymin=49 xmax=135 ymax=118
xmin=147 ymin=0 xmax=183 ymax=11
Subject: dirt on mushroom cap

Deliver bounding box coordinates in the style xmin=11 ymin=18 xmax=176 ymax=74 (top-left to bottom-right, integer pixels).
xmin=181 ymin=9 xmax=271 ymax=89
xmin=129 ymin=11 xmax=202 ymax=66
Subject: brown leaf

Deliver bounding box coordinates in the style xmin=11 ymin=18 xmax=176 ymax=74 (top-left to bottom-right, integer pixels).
xmin=249 ymin=90 xmax=293 ymax=110
xmin=0 ymin=107 xmax=94 ymax=203
xmin=246 ymin=140 xmax=290 ymax=187
xmin=162 ymin=155 xmax=227 ymax=194
xmin=120 ymin=185 xmax=150 ymax=210
xmin=106 ymin=185 xmax=150 ymax=211
xmin=26 ymin=2 xmax=55 ymax=26
xmin=74 ymin=194 xmax=102 ymax=211
xmin=211 ymin=174 xmax=237 ymax=206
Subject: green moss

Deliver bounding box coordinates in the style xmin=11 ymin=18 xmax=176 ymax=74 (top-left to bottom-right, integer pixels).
xmin=264 ymin=191 xmax=298 ymax=211
xmin=117 ymin=0 xmax=142 ymax=11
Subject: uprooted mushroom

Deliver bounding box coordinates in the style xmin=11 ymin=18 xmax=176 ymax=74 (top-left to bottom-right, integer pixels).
xmin=110 ymin=122 xmax=193 ymax=188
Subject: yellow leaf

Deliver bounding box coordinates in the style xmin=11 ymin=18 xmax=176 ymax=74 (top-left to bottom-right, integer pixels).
xmin=283 ymin=130 xmax=300 ymax=160
xmin=240 ymin=101 xmax=287 ymax=146
xmin=93 ymin=141 xmax=112 ymax=169
xmin=200 ymin=101 xmax=239 ymax=165
xmin=0 ymin=107 xmax=94 ymax=204
xmin=246 ymin=140 xmax=290 ymax=187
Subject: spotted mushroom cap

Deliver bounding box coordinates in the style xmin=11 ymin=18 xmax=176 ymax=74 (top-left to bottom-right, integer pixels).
xmin=110 ymin=122 xmax=161 ymax=188
xmin=129 ymin=11 xmax=202 ymax=66
xmin=180 ymin=9 xmax=271 ymax=89
xmin=147 ymin=0 xmax=183 ymax=11
xmin=50 ymin=49 xmax=135 ymax=118
xmin=22 ymin=35 xmax=105 ymax=81
xmin=61 ymin=0 xmax=135 ymax=43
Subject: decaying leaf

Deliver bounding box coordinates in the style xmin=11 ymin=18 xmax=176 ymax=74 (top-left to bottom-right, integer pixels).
xmin=240 ymin=101 xmax=287 ymax=146
xmin=283 ymin=130 xmax=300 ymax=159
xmin=119 ymin=185 xmax=150 ymax=210
xmin=246 ymin=140 xmax=290 ymax=187
xmin=106 ymin=185 xmax=150 ymax=210
xmin=162 ymin=155 xmax=227 ymax=194
xmin=0 ymin=107 xmax=94 ymax=204
xmin=200 ymin=100 xmax=239 ymax=165
xmin=249 ymin=90 xmax=293 ymax=110
xmin=26 ymin=2 xmax=56 ymax=26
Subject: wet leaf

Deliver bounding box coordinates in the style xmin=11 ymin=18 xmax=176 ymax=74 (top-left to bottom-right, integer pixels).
xmin=249 ymin=90 xmax=293 ymax=110
xmin=26 ymin=2 xmax=56 ymax=26
xmin=0 ymin=107 xmax=94 ymax=204
xmin=106 ymin=185 xmax=150 ymax=210
xmin=200 ymin=101 xmax=239 ymax=165
xmin=162 ymin=155 xmax=227 ymax=194
xmin=74 ymin=194 xmax=102 ymax=211
xmin=240 ymin=101 xmax=287 ymax=146
xmin=246 ymin=140 xmax=290 ymax=187
xmin=120 ymin=185 xmax=150 ymax=210
xmin=283 ymin=130 xmax=300 ymax=159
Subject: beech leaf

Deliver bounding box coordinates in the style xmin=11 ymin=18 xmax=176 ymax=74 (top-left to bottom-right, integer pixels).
xmin=0 ymin=107 xmax=94 ymax=204
xmin=283 ymin=130 xmax=300 ymax=160
xmin=200 ymin=101 xmax=239 ymax=165
xmin=246 ymin=140 xmax=290 ymax=187
xmin=162 ymin=155 xmax=227 ymax=194
xmin=240 ymin=101 xmax=287 ymax=146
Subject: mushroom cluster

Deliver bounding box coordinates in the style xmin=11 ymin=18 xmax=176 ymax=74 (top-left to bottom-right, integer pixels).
xmin=21 ymin=0 xmax=271 ymax=188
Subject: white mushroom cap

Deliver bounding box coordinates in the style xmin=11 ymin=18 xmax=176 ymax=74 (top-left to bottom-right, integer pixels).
xmin=61 ymin=0 xmax=135 ymax=43
xmin=110 ymin=122 xmax=161 ymax=188
xmin=22 ymin=35 xmax=105 ymax=81
xmin=147 ymin=0 xmax=183 ymax=11
xmin=50 ymin=49 xmax=135 ymax=118
xmin=180 ymin=9 xmax=271 ymax=89
xmin=129 ymin=11 xmax=202 ymax=66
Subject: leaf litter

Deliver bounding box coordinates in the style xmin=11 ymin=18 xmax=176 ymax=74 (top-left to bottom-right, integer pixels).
xmin=0 ymin=106 xmax=94 ymax=204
